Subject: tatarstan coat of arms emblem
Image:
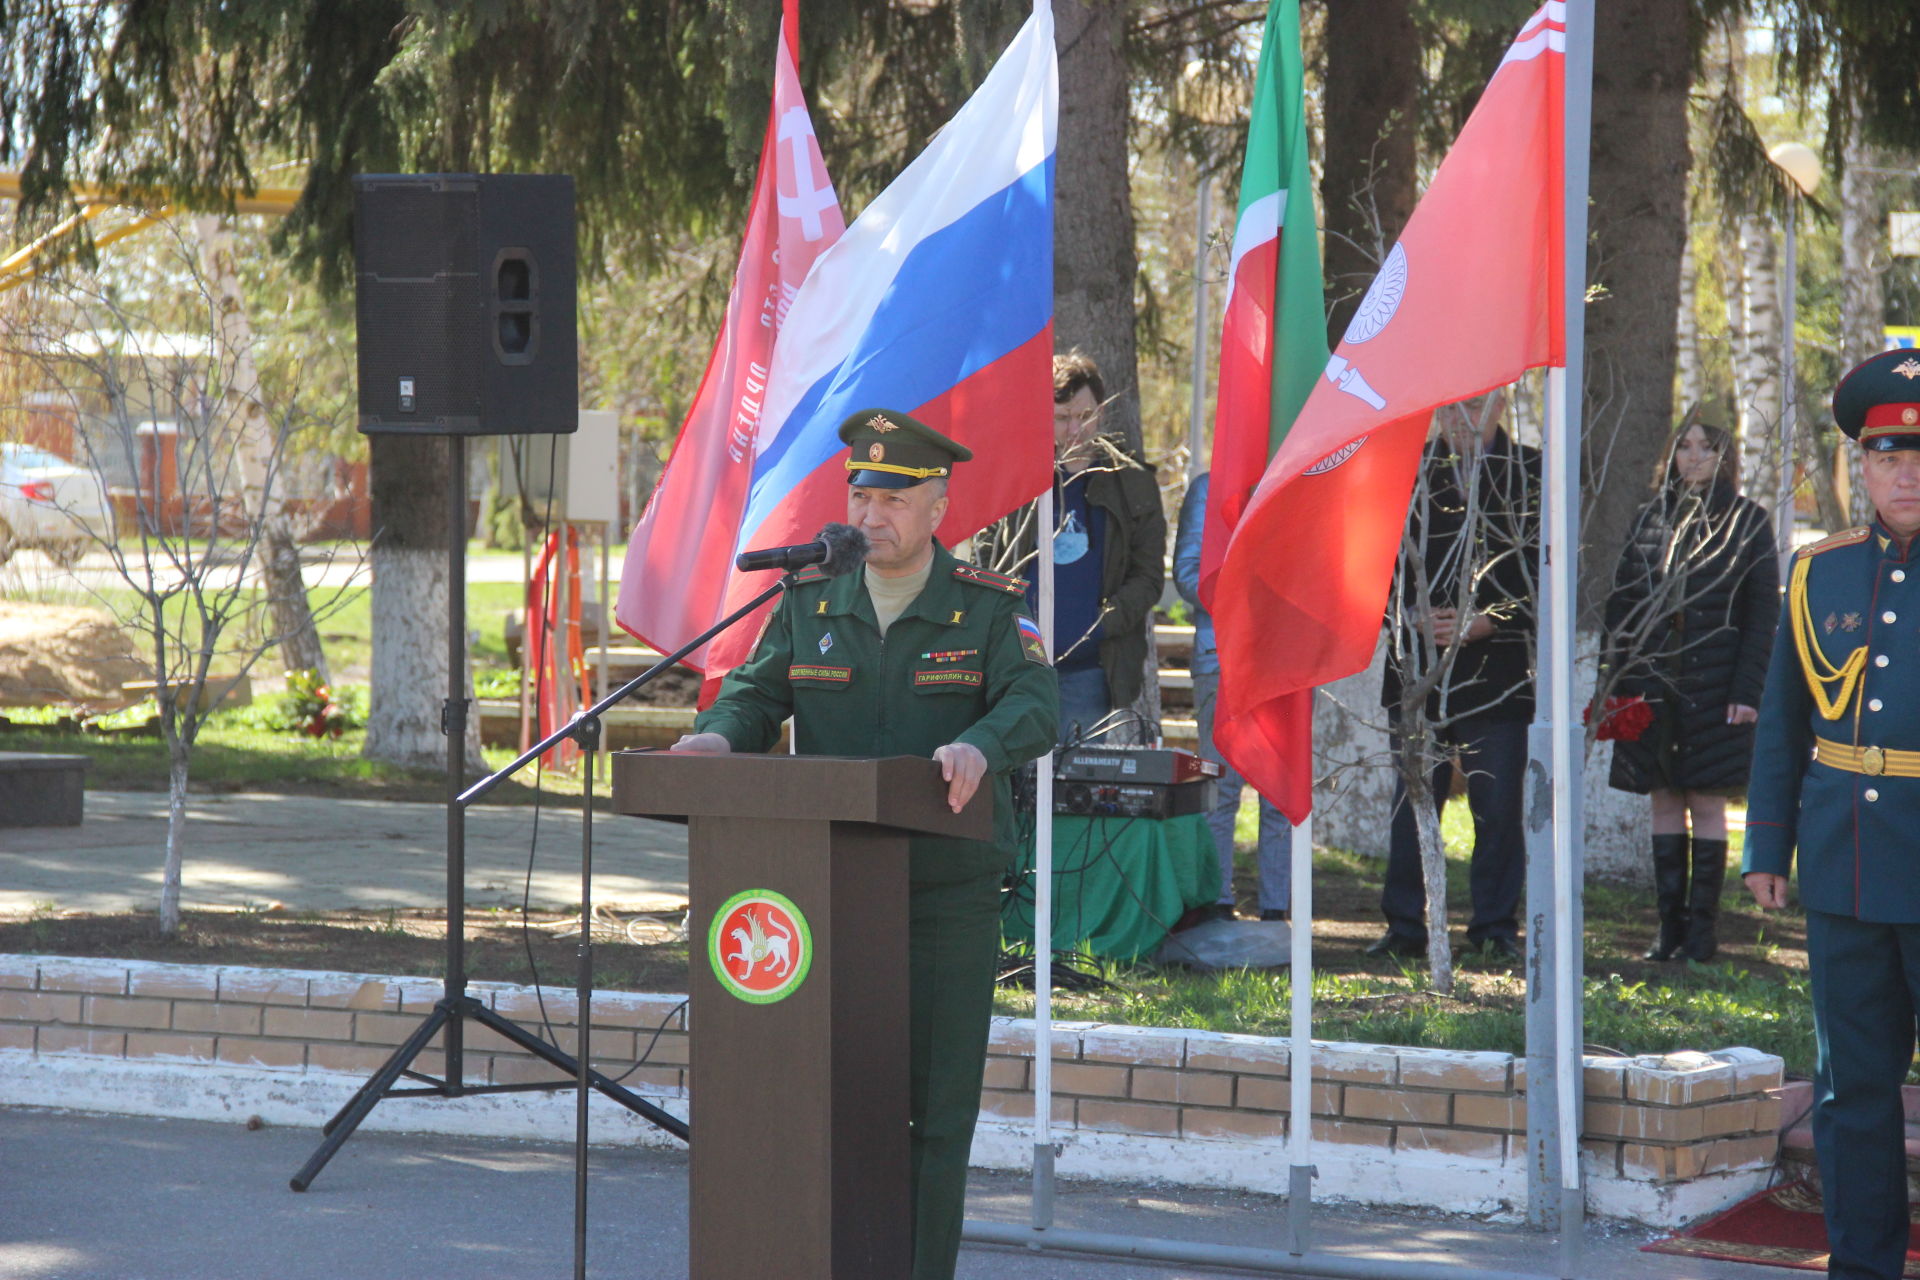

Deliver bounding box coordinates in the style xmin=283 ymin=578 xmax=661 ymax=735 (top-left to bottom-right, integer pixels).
xmin=708 ymin=890 xmax=813 ymax=1004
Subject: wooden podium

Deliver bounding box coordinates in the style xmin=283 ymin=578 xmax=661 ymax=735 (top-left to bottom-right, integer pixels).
xmin=611 ymin=752 xmax=991 ymax=1280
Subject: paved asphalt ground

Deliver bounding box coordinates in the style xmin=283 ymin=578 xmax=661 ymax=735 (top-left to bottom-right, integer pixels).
xmin=0 ymin=790 xmax=692 ymax=916
xmin=1 ymin=1107 xmax=1764 ymax=1280
xmin=2 ymin=791 xmax=1777 ymax=1278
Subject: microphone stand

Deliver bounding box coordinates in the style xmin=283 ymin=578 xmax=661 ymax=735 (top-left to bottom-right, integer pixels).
xmin=459 ymin=568 xmax=799 ymax=1280
xmin=289 ymin=432 xmax=798 ymax=1280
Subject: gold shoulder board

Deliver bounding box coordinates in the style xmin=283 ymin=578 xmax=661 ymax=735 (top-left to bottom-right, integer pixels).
xmin=1795 ymin=526 xmax=1870 ymax=561
xmin=953 ymin=564 xmax=1028 ymax=596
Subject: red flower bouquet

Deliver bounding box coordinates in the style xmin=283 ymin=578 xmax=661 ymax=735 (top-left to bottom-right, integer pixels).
xmin=287 ymin=669 xmax=348 ymax=740
xmin=1585 ymin=694 xmax=1654 ymax=743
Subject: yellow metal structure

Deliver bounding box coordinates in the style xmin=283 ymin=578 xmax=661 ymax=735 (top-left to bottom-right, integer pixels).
xmin=0 ymin=175 xmax=302 ymax=294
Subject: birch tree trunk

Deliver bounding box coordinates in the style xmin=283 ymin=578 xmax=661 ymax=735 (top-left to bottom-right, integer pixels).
xmin=1676 ymin=237 xmax=1702 ymax=410
xmin=1719 ymin=234 xmax=1749 ymax=410
xmin=1841 ymin=134 xmax=1888 ymax=524
xmin=1735 ymin=213 xmax=1782 ymax=506
xmin=193 ymin=215 xmax=330 ymax=683
xmin=1840 ymin=139 xmax=1888 ymax=370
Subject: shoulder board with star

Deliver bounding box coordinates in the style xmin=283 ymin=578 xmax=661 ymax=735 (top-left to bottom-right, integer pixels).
xmin=1795 ymin=526 xmax=1869 ymax=561
xmin=792 ymin=565 xmax=833 ymax=585
xmin=952 ymin=563 xmax=1028 ymax=596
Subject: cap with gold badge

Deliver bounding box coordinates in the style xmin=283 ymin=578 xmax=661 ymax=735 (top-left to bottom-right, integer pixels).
xmin=1834 ymin=349 xmax=1920 ymax=452
xmin=838 ymin=408 xmax=973 ymax=488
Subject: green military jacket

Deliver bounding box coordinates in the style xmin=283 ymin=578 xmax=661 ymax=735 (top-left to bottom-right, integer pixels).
xmin=695 ymin=541 xmax=1060 ymax=885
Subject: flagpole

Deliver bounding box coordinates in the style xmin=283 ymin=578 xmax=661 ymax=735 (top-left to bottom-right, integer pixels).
xmin=1285 ymin=808 xmax=1313 ymax=1254
xmin=1032 ymin=482 xmax=1057 ymax=1230
xmin=1550 ymin=2 xmax=1594 ymax=1271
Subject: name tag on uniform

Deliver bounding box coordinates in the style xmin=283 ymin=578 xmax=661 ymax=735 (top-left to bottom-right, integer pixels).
xmin=914 ymin=668 xmax=982 ymax=689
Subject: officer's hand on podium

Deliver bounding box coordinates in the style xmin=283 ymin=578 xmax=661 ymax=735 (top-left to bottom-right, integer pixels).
xmin=933 ymin=743 xmax=988 ymax=814
xmin=1743 ymin=872 xmax=1788 ymax=910
xmin=670 ymin=732 xmax=733 ymax=754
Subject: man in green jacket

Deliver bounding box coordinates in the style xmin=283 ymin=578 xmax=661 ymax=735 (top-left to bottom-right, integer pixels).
xmin=674 ymin=407 xmax=1058 ymax=1280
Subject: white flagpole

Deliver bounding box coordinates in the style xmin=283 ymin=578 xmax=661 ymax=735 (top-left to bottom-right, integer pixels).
xmin=1032 ymin=482 xmax=1057 ymax=1229
xmin=1285 ymin=805 xmax=1313 ymax=1254
xmin=1553 ymin=1 xmax=1594 ymax=1269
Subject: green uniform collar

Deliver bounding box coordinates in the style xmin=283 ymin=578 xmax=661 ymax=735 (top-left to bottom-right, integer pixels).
xmin=812 ymin=542 xmax=971 ymax=631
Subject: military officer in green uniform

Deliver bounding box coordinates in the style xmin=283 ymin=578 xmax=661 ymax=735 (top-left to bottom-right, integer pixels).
xmin=1746 ymin=348 xmax=1920 ymax=1280
xmin=673 ymin=408 xmax=1058 ymax=1280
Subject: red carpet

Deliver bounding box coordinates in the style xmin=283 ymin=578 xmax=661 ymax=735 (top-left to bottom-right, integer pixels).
xmin=1643 ymin=1181 xmax=1920 ymax=1275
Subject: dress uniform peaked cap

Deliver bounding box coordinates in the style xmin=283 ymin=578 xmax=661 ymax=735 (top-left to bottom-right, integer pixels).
xmin=839 ymin=408 xmax=972 ymax=488
xmin=1834 ymin=349 xmax=1920 ymax=451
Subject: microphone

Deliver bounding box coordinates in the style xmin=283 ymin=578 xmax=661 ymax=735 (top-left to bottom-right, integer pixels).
xmin=735 ymin=523 xmax=870 ymax=576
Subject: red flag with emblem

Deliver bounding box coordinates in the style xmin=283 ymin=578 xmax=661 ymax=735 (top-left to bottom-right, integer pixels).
xmin=1212 ymin=1 xmax=1567 ymax=821
xmin=614 ymin=0 xmax=843 ymax=673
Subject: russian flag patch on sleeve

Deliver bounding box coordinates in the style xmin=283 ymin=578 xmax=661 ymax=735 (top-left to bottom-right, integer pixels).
xmin=1016 ymin=614 xmax=1050 ymax=665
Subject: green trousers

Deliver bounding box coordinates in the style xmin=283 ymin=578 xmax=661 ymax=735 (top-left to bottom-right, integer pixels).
xmin=908 ymin=872 xmax=1003 ymax=1280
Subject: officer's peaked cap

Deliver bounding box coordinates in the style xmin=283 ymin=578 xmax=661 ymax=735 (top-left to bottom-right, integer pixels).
xmin=838 ymin=409 xmax=972 ymax=488
xmin=1835 ymin=349 xmax=1920 ymax=452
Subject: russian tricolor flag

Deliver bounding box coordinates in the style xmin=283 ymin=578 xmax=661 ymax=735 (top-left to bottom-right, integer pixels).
xmin=696 ymin=1 xmax=1059 ymax=692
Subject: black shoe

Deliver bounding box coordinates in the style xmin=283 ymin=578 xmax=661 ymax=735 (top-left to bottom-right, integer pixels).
xmin=1471 ymin=936 xmax=1523 ymax=965
xmin=1260 ymin=909 xmax=1289 ymax=923
xmin=1365 ymin=931 xmax=1426 ymax=959
xmin=1205 ymin=903 xmax=1237 ymax=924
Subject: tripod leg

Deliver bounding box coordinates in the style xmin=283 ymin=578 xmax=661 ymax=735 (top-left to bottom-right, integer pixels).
xmin=469 ymin=1002 xmax=690 ymax=1141
xmin=291 ymin=1000 xmax=454 ymax=1191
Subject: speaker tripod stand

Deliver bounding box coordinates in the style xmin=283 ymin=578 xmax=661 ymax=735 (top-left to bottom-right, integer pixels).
xmin=290 ymin=436 xmax=689 ymax=1202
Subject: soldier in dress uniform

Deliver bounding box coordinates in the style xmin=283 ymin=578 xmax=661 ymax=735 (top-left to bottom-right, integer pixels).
xmin=1746 ymin=348 xmax=1920 ymax=1280
xmin=673 ymin=408 xmax=1059 ymax=1280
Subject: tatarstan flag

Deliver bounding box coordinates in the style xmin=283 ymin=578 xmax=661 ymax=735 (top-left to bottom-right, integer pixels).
xmin=1195 ymin=0 xmax=1328 ymax=609
xmin=1213 ymin=0 xmax=1569 ymax=822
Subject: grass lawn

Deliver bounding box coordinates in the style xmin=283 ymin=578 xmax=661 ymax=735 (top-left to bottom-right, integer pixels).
xmin=993 ymin=799 xmax=1816 ymax=1076
xmin=58 ymin=579 xmax=529 ymax=685
xmin=9 ymin=540 xmax=532 ymax=683
xmin=0 ymin=704 xmax=601 ymax=804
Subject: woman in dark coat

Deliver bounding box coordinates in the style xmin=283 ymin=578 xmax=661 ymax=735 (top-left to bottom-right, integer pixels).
xmin=1601 ymin=414 xmax=1779 ymax=961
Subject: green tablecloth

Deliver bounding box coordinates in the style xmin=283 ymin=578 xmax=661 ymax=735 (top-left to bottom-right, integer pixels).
xmin=1002 ymin=811 xmax=1221 ymax=961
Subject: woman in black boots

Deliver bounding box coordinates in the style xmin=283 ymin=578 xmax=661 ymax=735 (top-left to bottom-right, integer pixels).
xmin=1600 ymin=408 xmax=1779 ymax=961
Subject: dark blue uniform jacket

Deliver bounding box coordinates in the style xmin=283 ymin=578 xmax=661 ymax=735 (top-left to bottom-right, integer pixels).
xmin=1746 ymin=522 xmax=1920 ymax=921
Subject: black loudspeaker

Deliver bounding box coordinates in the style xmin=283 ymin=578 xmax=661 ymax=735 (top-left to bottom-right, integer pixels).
xmin=353 ymin=173 xmax=578 ymax=436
